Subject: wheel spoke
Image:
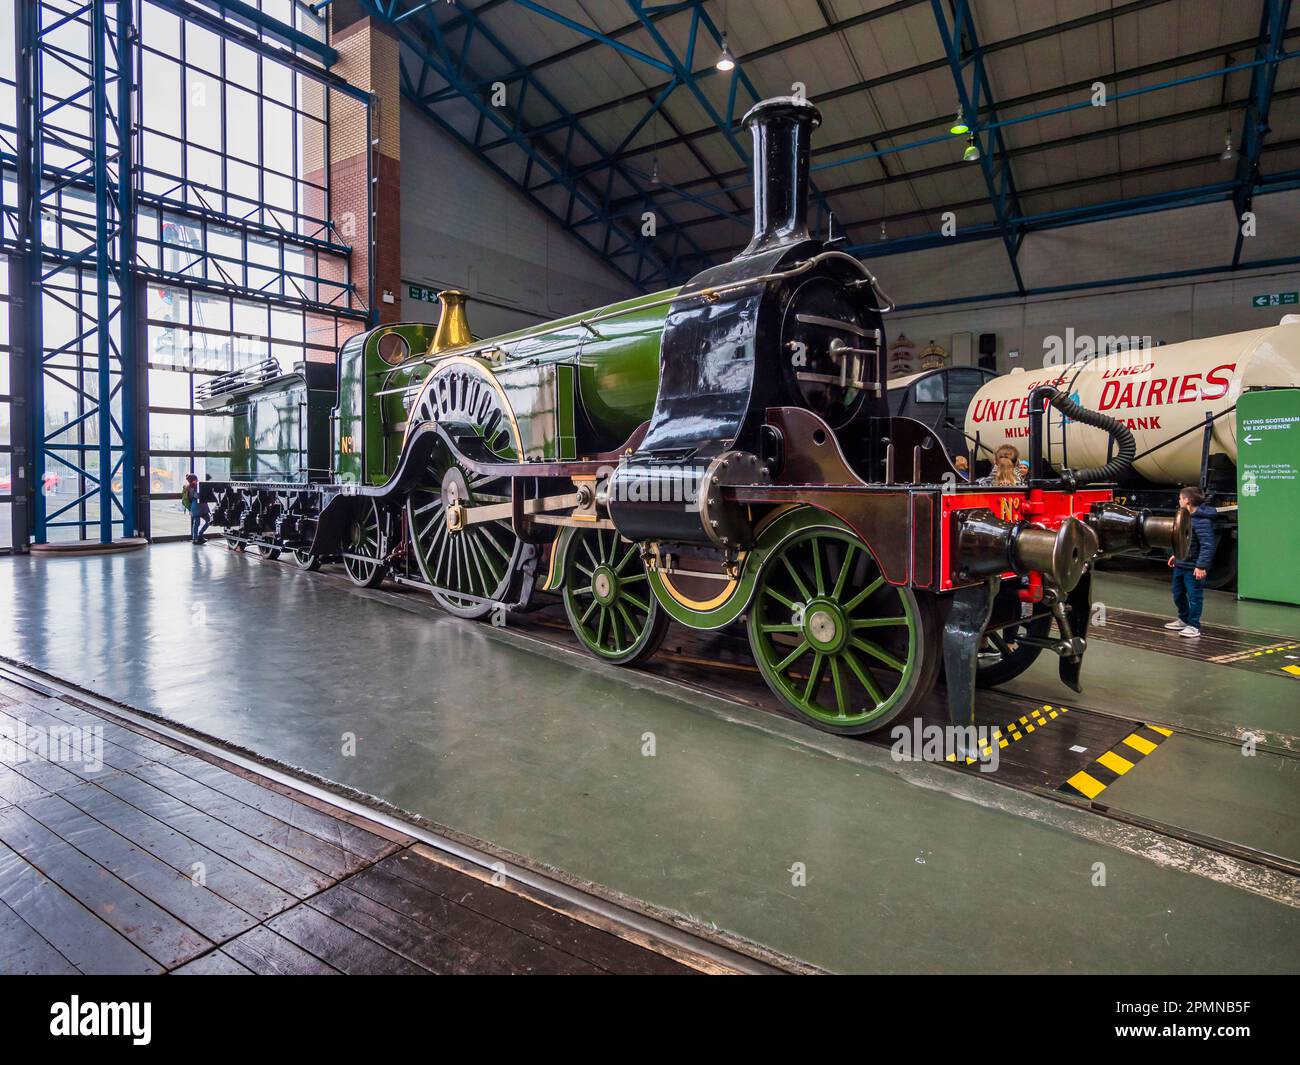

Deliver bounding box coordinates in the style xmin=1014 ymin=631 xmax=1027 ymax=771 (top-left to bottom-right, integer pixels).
xmin=615 ymin=602 xmax=640 ymax=643
xmin=851 ymin=617 xmax=909 ymax=629
xmin=803 ymin=652 xmax=827 ymax=704
xmin=850 ymin=636 xmax=906 ymax=672
xmin=616 ymin=544 xmax=638 ymax=573
xmin=482 ymin=525 xmax=512 ymax=562
xmin=831 ymin=542 xmax=857 ymax=600
xmin=473 ymin=530 xmax=504 ymax=581
xmin=829 ymin=657 xmax=847 ymax=718
xmin=775 ymin=639 xmax=810 ymax=673
xmin=764 ymin=586 xmax=799 ymax=611
xmin=781 ymin=555 xmax=813 ymax=601
xmin=842 ymin=648 xmax=885 ymax=707
xmin=760 ymin=622 xmax=802 ymax=634
xmin=465 ymin=534 xmax=491 ymax=593
xmin=844 ymin=574 xmax=885 ymax=613
xmin=810 ymin=538 xmax=826 ymax=595
xmin=623 ymin=591 xmax=650 ymax=613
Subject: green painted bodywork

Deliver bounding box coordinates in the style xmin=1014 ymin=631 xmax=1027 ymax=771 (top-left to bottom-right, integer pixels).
xmin=645 ymin=506 xmax=821 ymax=629
xmin=216 ymin=366 xmax=335 ymax=484
xmin=333 ymin=324 xmax=439 ymax=485
xmin=333 ymin=290 xmax=676 ymax=484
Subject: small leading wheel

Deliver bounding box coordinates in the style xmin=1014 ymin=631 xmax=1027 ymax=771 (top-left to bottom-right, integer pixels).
xmin=562 ymin=528 xmax=667 ymax=666
xmin=291 ymin=549 xmax=322 ymax=571
xmin=343 ymin=500 xmax=387 ymax=588
xmin=255 ymin=544 xmax=281 ymax=561
xmin=748 ymin=525 xmax=939 ymax=734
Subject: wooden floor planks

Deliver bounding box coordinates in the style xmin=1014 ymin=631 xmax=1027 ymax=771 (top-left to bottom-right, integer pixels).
xmin=0 ymin=679 xmax=709 ymax=975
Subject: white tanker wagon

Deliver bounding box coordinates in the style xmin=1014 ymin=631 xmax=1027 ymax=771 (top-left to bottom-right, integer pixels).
xmin=963 ymin=317 xmax=1300 ymax=588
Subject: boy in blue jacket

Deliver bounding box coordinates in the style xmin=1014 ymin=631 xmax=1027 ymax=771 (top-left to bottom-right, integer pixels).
xmin=1165 ymin=486 xmax=1217 ymax=638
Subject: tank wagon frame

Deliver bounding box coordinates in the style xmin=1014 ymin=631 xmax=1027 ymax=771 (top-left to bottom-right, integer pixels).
xmin=200 ymin=97 xmax=1174 ymax=751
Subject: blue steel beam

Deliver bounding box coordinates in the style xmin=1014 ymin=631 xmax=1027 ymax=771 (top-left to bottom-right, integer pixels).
xmin=187 ymin=0 xmax=337 ymax=65
xmin=366 ymin=0 xmax=710 ymax=288
xmin=17 ymin=0 xmax=135 ymax=544
xmin=367 ymin=0 xmax=1298 ymax=289
xmin=12 ymin=0 xmax=368 ymax=548
xmin=509 ymin=1 xmax=673 ymax=73
xmin=1232 ymin=0 xmax=1292 ymax=268
xmin=481 ymin=9 xmax=751 ymax=233
xmin=577 ymin=55 xmax=1300 ymax=254
xmin=930 ymin=0 xmax=1025 ymax=294
xmin=839 ymin=166 xmax=1300 ymax=260
xmin=149 ymin=0 xmax=366 ymax=100
xmin=623 ymin=0 xmax=844 ymax=241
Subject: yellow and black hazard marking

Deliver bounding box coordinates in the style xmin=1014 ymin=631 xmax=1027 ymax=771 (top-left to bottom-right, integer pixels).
xmin=1059 ymin=723 xmax=1173 ymax=800
xmin=1209 ymin=641 xmax=1300 ymax=678
xmin=946 ymin=704 xmax=1069 ymax=765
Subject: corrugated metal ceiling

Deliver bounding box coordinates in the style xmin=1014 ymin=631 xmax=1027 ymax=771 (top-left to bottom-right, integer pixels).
xmin=382 ymin=0 xmax=1300 ymax=286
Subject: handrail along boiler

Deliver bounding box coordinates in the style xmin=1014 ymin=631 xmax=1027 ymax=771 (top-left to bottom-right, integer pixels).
xmin=203 ymin=97 xmax=1172 ymax=746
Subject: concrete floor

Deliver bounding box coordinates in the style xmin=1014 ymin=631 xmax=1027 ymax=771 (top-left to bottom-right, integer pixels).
xmin=1 ymin=543 xmax=1298 ymax=973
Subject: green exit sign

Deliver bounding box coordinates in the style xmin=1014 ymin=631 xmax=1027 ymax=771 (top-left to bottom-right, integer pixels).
xmin=406 ymin=284 xmax=440 ymax=304
xmin=1251 ymin=291 xmax=1298 ymax=307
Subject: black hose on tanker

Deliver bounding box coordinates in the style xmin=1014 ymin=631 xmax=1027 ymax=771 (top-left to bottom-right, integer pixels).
xmin=1029 ymin=385 xmax=1136 ymax=489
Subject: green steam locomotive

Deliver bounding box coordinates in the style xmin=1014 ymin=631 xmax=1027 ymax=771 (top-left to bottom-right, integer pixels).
xmin=203 ymin=97 xmax=1171 ymax=746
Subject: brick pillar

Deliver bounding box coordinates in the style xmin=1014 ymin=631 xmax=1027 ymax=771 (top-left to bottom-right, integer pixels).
xmin=322 ymin=3 xmax=402 ymax=330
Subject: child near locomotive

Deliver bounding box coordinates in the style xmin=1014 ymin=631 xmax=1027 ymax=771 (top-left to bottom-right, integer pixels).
xmin=201 ymin=96 xmax=1174 ymax=752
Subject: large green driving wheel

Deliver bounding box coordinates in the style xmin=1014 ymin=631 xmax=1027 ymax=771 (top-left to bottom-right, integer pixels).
xmin=406 ymin=361 xmax=526 ymax=619
xmin=562 ymin=528 xmax=667 ymax=666
xmin=747 ymin=526 xmax=938 ymax=734
xmin=343 ymin=499 xmax=387 ymax=588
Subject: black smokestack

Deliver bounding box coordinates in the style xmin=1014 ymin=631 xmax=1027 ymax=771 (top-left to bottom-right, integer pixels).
xmin=741 ymin=96 xmax=822 ymax=256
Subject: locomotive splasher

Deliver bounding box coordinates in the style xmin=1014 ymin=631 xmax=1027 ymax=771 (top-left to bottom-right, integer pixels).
xmin=202 ymin=95 xmax=1172 ymax=752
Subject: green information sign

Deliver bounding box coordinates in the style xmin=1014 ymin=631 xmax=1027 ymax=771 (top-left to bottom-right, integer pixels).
xmin=1250 ymin=291 xmax=1298 ymax=308
xmin=1237 ymin=388 xmax=1300 ymax=605
xmin=406 ymin=283 xmax=441 ymax=304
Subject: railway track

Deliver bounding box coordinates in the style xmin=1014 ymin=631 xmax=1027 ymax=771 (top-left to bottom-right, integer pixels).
xmin=70 ymin=546 xmax=1300 ymax=907
xmin=501 ymin=596 xmax=1300 ymax=881
xmin=280 ymin=555 xmax=1300 ymax=888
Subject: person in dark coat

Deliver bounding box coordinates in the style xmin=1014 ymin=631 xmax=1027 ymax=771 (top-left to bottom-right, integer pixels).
xmin=185 ymin=472 xmax=212 ymax=545
xmin=1165 ymin=486 xmax=1217 ymax=638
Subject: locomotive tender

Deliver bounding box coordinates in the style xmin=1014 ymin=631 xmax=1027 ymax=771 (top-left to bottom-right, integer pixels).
xmin=203 ymin=97 xmax=1173 ymax=746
